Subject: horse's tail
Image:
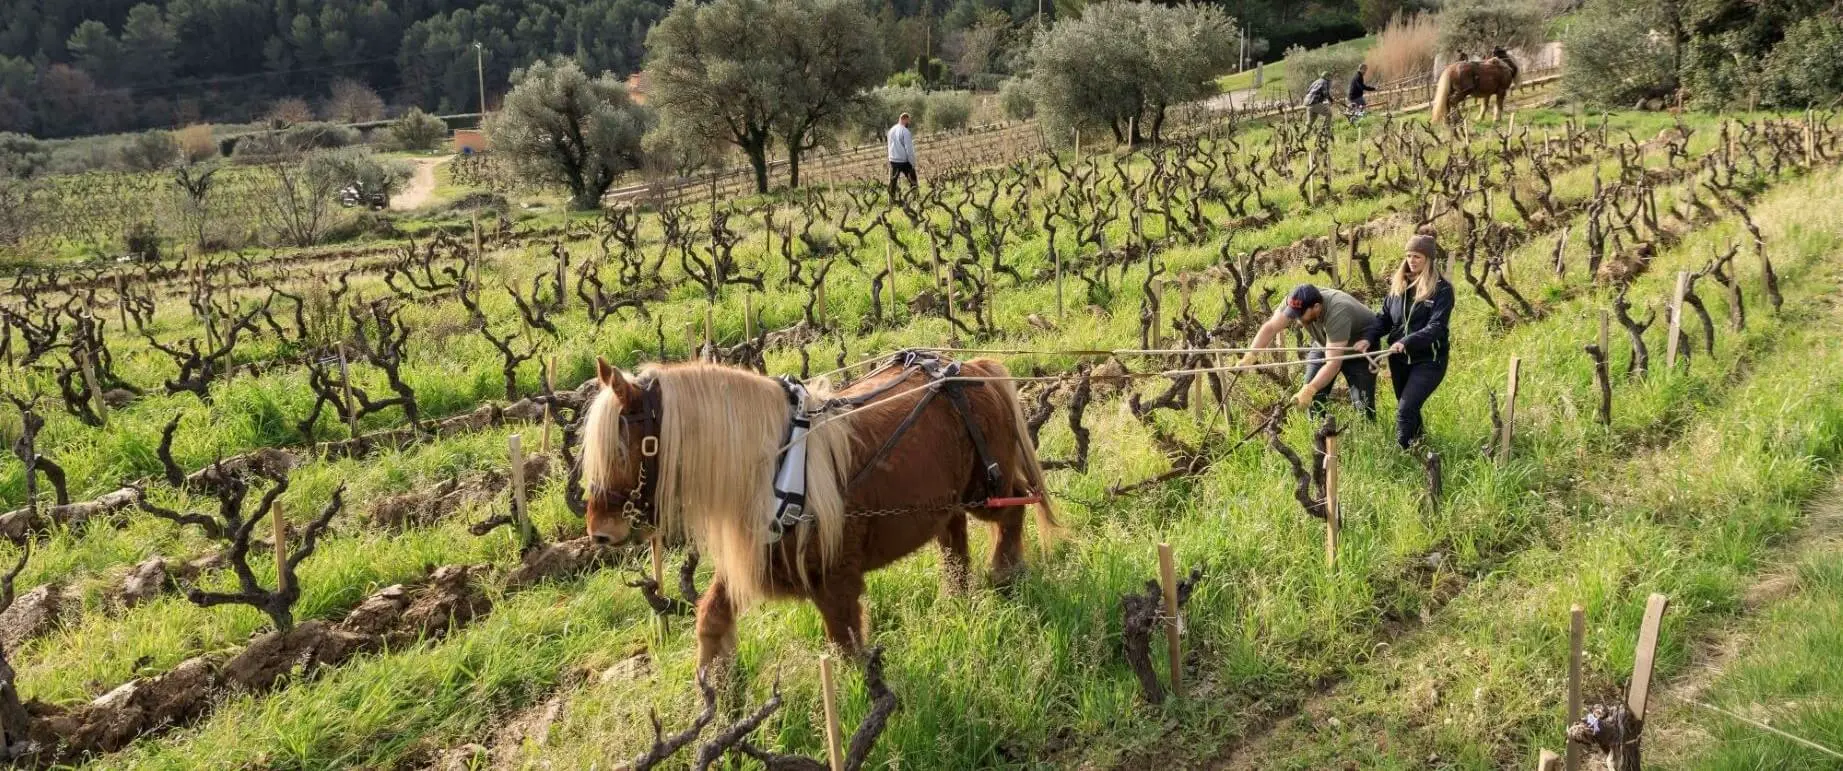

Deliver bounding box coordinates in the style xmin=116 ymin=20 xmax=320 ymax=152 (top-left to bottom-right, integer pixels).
xmin=990 ymin=368 xmax=1063 ymax=551
xmin=1431 ymin=64 xmax=1455 ymax=123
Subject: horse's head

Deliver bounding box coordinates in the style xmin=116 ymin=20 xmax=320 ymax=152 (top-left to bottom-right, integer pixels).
xmin=582 ymin=357 xmax=662 ymax=546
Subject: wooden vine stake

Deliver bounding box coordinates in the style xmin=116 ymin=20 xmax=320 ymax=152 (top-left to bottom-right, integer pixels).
xmin=744 ymin=293 xmax=756 ymax=339
xmin=820 ymin=654 xmax=846 ymax=771
xmin=651 ymin=536 xmax=668 ymax=641
xmin=1054 ymin=240 xmax=1065 ymax=320
xmin=884 ymin=241 xmax=899 ymax=307
xmin=1324 ymin=431 xmax=1341 ymax=565
xmin=1538 ymin=749 xmax=1561 ymax=771
xmin=508 ymin=433 xmax=534 ymax=548
xmin=704 ymin=304 xmax=716 ymax=353
xmin=1566 ymin=604 xmax=1585 ymax=771
xmin=80 ymin=347 xmax=107 ymax=427
xmin=337 ymin=349 xmax=359 ymax=438
xmin=114 ymin=274 xmax=129 ymax=332
xmin=1499 ymin=356 xmax=1521 ymax=463
xmin=1628 ymin=593 xmax=1668 ymax=724
xmin=273 ymin=501 xmax=288 ymax=593
xmin=1148 ymin=280 xmax=1165 ymax=349
xmin=815 ymin=276 xmax=829 ymax=329
xmin=1157 ymin=543 xmax=1184 ymax=701
xmin=541 ymin=356 xmax=556 ymax=455
xmin=1667 ymin=271 xmax=1689 ymax=368
xmin=1327 ymin=223 xmax=1341 ymax=286
xmin=1599 ymin=310 xmax=1611 ymax=357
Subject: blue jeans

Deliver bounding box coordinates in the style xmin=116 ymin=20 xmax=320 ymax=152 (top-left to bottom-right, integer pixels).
xmin=1305 ymin=347 xmax=1377 ymax=420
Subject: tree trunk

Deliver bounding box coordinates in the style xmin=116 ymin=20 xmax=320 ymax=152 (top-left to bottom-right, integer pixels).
xmin=787 ymin=142 xmax=803 ymax=189
xmin=745 ymin=140 xmax=771 ymax=194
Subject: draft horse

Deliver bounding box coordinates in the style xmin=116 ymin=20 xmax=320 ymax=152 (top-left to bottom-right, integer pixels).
xmin=1431 ymin=47 xmax=1520 ymax=124
xmin=582 ymin=351 xmax=1059 ymax=668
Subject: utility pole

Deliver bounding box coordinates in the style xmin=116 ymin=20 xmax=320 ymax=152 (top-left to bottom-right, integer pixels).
xmin=474 ymin=42 xmax=487 ymax=119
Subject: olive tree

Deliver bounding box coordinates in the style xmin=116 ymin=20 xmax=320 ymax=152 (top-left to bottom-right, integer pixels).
xmin=487 ymin=58 xmax=652 ymax=209
xmin=647 ymin=0 xmax=885 ymax=193
xmin=1028 ymin=1 xmax=1235 ymax=145
xmin=1437 ymin=0 xmax=1545 ymax=59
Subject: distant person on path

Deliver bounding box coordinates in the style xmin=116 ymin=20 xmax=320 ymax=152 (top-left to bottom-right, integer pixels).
xmin=1348 ymin=63 xmax=1378 ymax=119
xmin=1364 ymin=228 xmax=1455 ymax=448
xmin=1240 ymin=283 xmax=1379 ymax=419
xmin=887 ymin=112 xmax=917 ymax=200
xmin=1303 ymin=71 xmax=1335 ymax=132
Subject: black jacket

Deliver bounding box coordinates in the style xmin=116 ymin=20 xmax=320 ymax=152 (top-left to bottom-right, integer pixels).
xmin=1365 ymin=279 xmax=1454 ymax=364
xmin=1348 ymin=73 xmax=1377 ymax=100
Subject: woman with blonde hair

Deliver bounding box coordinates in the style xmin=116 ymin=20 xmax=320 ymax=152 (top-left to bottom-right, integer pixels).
xmin=1364 ymin=227 xmax=1455 ymax=448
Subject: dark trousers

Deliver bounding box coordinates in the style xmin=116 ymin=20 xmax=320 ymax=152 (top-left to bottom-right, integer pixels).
xmin=1388 ymin=355 xmax=1447 ymax=448
xmin=1305 ymin=347 xmax=1377 ymax=420
xmin=888 ymin=161 xmax=917 ymax=198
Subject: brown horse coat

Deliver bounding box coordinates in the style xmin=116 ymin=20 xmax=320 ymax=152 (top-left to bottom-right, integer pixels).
xmin=1431 ymin=54 xmax=1520 ymax=123
xmin=583 ymin=357 xmax=1057 ymax=667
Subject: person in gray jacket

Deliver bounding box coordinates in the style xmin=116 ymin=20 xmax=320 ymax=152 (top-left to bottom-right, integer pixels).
xmin=887 ymin=113 xmax=917 ymax=199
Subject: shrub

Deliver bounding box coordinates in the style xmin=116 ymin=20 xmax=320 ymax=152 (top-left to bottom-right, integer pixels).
xmin=122 ymin=220 xmax=160 ymax=260
xmin=175 ymin=124 xmax=218 ymax=163
xmin=0 ymin=133 xmax=49 ymax=178
xmin=118 ymin=130 xmax=180 ymax=171
xmin=867 ymin=86 xmax=930 ymax=139
xmin=389 ymin=107 xmax=449 ymax=152
xmin=305 ymin=148 xmax=411 ymax=202
xmin=266 ymin=98 xmax=315 ymax=127
xmin=927 ymin=91 xmax=974 ymax=130
xmin=285 ymin=122 xmax=361 ymax=151
xmin=1438 ymin=0 xmax=1546 ymax=59
xmin=999 ymin=77 xmax=1036 ymax=120
xmin=1759 ymin=17 xmax=1843 ymax=108
xmin=1365 ymin=12 xmax=1439 ymax=83
xmin=886 ymin=70 xmax=924 ymax=89
xmin=326 ymin=78 xmax=386 ymax=123
xmin=970 ymin=72 xmax=1005 ymax=92
xmin=1561 ymin=0 xmax=1677 ymax=108
xmin=1284 ymin=42 xmax=1368 ymax=103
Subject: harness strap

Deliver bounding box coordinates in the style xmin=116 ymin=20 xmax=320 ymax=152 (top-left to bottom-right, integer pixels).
xmin=768 ymin=377 xmax=813 ymax=543
xmin=941 ymin=379 xmax=1005 ymax=497
xmin=846 ymin=380 xmax=942 ymax=489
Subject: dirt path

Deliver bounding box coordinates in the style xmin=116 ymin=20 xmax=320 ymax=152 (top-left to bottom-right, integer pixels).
xmin=392 ymin=156 xmax=449 ymax=211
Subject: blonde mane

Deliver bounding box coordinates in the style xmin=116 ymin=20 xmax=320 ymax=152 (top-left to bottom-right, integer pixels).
xmin=581 ymin=363 xmax=854 ymax=608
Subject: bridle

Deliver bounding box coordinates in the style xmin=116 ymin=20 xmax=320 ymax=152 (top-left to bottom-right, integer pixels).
xmin=596 ymin=377 xmax=663 ymax=528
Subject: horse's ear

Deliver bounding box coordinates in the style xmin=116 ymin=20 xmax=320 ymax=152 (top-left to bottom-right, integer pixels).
xmin=598 ymin=356 xmax=644 ymax=405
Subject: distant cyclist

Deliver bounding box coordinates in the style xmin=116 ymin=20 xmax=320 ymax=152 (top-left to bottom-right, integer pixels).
xmin=1348 ymin=63 xmax=1379 ymax=120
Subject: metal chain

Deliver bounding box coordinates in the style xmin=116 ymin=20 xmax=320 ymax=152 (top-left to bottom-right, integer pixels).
xmin=843 ymin=500 xmax=988 ymax=518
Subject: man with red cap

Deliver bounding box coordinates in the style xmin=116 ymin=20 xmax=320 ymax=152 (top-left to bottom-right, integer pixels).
xmin=1239 ymin=283 xmax=1379 ymax=418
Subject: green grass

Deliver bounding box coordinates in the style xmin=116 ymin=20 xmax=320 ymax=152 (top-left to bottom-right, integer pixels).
xmin=1 ymin=105 xmax=1834 ymax=770
xmin=1657 ymin=543 xmax=1843 ymax=770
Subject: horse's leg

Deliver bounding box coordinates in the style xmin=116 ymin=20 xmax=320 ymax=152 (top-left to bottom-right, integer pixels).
xmin=981 ymin=504 xmax=1028 ymax=588
xmin=937 ymin=511 xmax=971 ymax=596
xmin=695 ymin=575 xmax=739 ymax=670
xmin=814 ymin=574 xmax=869 ymax=657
